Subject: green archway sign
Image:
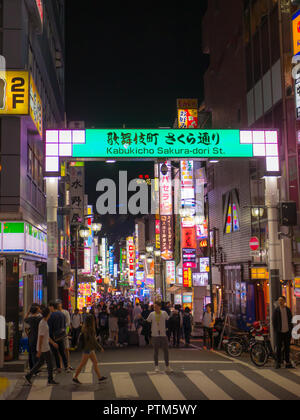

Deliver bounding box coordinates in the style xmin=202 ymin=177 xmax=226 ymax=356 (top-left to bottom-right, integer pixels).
xmin=45 ymin=128 xmax=280 ymax=174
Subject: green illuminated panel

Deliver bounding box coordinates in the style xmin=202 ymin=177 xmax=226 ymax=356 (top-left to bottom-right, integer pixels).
xmin=3 ymin=222 xmax=25 ymax=234
xmin=73 ymin=129 xmax=253 ymax=159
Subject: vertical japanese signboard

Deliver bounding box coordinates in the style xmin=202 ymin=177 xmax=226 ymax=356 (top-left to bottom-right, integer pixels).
xmin=127 ymin=237 xmax=135 ymax=285
xmin=70 ymin=163 xmax=85 ymax=224
xmin=181 ymin=160 xmax=195 ymax=210
xmin=159 ymin=162 xmax=173 ymax=260
xmin=30 ymin=75 xmax=43 ymax=136
xmin=166 ymin=261 xmax=176 ymax=285
xmin=183 ymin=267 xmax=192 ymax=288
xmin=292 ymin=10 xmax=300 ymax=58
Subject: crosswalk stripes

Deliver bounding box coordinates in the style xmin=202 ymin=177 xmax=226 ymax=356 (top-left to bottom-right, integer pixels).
xmin=111 ymin=372 xmax=139 ymax=399
xmin=185 ymin=371 xmax=232 ymax=400
xmin=27 ymin=379 xmax=53 ymax=400
xmin=20 ymin=368 xmax=300 ymax=400
xmin=219 ymin=370 xmax=279 ymax=400
xmin=253 ymin=370 xmax=300 ymax=399
xmin=84 ymin=359 xmax=93 ymax=373
xmin=147 ymin=372 xmax=186 ymax=400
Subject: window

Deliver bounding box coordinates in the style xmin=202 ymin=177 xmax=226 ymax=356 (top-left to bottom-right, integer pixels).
xmin=223 ymin=189 xmax=240 ymax=234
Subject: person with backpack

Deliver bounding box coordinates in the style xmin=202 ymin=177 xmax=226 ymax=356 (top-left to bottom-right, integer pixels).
xmin=98 ymin=307 xmax=109 ymax=346
xmin=24 ymin=304 xmax=42 ymax=370
xmin=183 ymin=307 xmax=193 ymax=347
xmin=72 ymin=314 xmax=107 ymax=384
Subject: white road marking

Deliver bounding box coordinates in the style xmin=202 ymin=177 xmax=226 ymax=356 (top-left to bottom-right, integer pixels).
xmin=219 ymin=370 xmax=279 ymax=400
xmin=99 ymin=360 xmax=232 ymax=366
xmin=84 ymin=359 xmax=93 ymax=373
xmin=111 ymin=372 xmax=139 ymax=399
xmin=147 ymin=371 xmax=186 ymax=400
xmin=27 ymin=379 xmax=52 ymax=400
xmin=185 ymin=370 xmax=232 ymax=400
xmin=254 ymin=370 xmax=300 ymax=398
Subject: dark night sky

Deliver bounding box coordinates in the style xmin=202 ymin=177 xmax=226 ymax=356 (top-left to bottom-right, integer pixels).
xmin=65 ymin=0 xmax=209 ymax=241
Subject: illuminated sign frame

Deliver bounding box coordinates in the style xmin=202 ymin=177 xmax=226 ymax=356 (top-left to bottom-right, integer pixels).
xmin=44 ymin=129 xmax=280 ymax=175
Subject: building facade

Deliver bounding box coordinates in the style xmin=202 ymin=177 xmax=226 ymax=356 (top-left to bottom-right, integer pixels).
xmin=0 ymin=0 xmax=65 ymax=362
xmin=203 ymin=0 xmax=300 ymax=326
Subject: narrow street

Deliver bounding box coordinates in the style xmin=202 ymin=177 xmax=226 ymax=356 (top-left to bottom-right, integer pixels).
xmin=7 ymin=346 xmax=300 ymax=401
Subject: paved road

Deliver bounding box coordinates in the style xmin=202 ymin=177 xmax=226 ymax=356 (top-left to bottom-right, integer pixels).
xmin=5 ymin=344 xmax=300 ymax=400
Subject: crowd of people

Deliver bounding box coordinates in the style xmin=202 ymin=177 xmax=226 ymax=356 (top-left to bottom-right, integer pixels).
xmin=21 ymin=292 xmax=296 ymax=388
xmin=22 ymin=293 xmax=219 ymax=386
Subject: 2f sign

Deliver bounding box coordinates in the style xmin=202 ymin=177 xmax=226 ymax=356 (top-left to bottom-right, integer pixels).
xmin=0 ymin=71 xmax=29 ymax=115
xmin=0 ymin=315 xmax=5 ymax=340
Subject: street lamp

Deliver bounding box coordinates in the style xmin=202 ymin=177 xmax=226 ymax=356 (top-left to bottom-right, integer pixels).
xmin=91 ymin=222 xmax=102 ymax=233
xmin=146 ymin=244 xmax=154 ymax=253
xmin=79 ymin=226 xmax=90 ymax=239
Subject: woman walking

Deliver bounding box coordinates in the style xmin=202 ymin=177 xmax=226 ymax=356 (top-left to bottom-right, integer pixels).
xmin=72 ymin=314 xmax=107 ymax=384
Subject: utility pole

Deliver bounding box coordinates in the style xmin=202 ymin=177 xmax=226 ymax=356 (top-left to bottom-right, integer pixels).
xmin=0 ymin=258 xmax=6 ymax=369
xmin=265 ymin=176 xmax=282 ymax=350
xmin=46 ymin=178 xmax=59 ymax=302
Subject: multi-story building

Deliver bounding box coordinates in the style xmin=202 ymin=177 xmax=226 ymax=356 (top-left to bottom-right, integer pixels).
xmin=0 ymin=0 xmax=65 ymax=363
xmin=202 ymin=0 xmax=299 ymax=326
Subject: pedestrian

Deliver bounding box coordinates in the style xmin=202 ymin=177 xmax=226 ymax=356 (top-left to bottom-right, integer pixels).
xmin=272 ymin=296 xmax=294 ymax=369
xmin=71 ymin=308 xmax=82 ymax=348
xmin=116 ymin=302 xmax=129 ymax=347
xmin=168 ymin=308 xmax=182 ymax=348
xmin=25 ymin=307 xmax=59 ymax=386
xmin=48 ymin=301 xmax=69 ymax=372
xmin=146 ymin=301 xmax=172 ymax=373
xmin=72 ymin=314 xmax=107 ymax=384
xmin=202 ymin=304 xmax=215 ymax=350
xmin=108 ymin=305 xmax=119 ymax=347
xmin=98 ymin=306 xmax=109 ymax=346
xmin=57 ymin=301 xmax=74 ymax=371
xmin=183 ymin=307 xmax=193 ymax=347
xmin=133 ymin=302 xmax=142 ymax=330
xmin=82 ymin=307 xmax=88 ymax=324
xmin=141 ymin=304 xmax=151 ymax=345
xmin=24 ymin=304 xmax=42 ymax=370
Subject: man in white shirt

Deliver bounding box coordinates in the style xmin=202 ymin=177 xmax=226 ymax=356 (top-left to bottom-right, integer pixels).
xmin=147 ymin=301 xmax=172 ymax=373
xmin=25 ymin=307 xmax=59 ymax=386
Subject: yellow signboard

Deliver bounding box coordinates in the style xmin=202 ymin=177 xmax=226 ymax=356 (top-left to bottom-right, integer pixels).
xmin=0 ymin=71 xmax=43 ymax=136
xmin=0 ymin=71 xmax=29 ymax=115
xmin=293 ymin=10 xmax=300 ymax=57
xmin=30 ymin=75 xmax=43 ymax=136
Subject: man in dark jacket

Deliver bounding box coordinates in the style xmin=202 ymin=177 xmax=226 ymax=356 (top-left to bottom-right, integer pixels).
xmin=48 ymin=301 xmax=68 ymax=372
xmin=272 ymin=296 xmax=293 ymax=369
xmin=24 ymin=304 xmax=42 ymax=370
